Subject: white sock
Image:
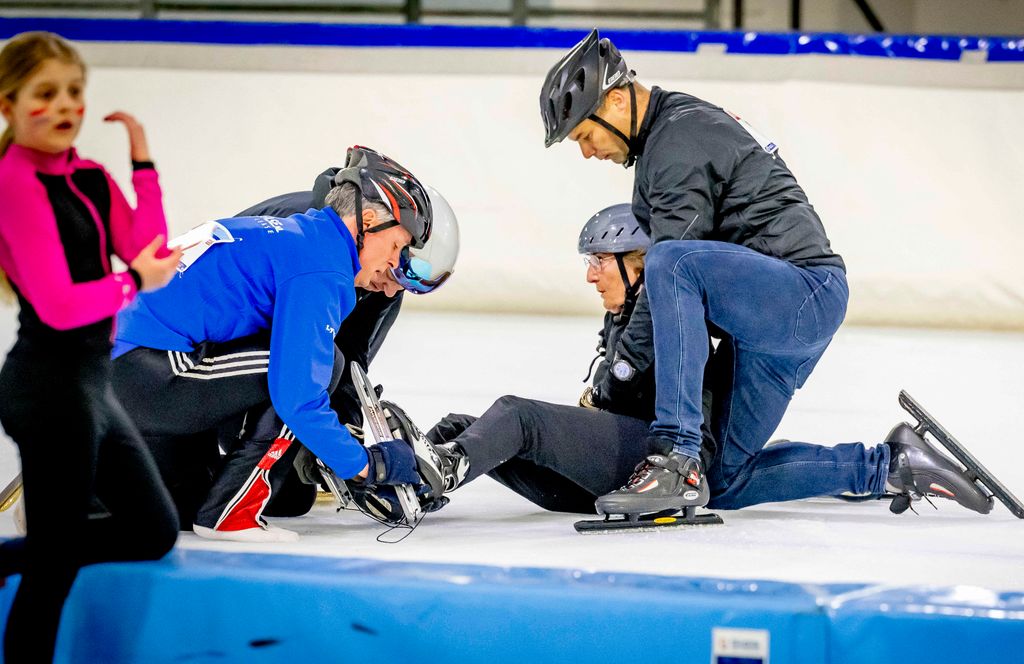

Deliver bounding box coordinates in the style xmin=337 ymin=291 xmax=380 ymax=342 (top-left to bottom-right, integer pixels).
xmin=193 ymin=523 xmax=299 ymax=543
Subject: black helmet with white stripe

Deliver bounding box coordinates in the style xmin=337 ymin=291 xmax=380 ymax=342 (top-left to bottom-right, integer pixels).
xmin=332 ymin=145 xmax=432 ymax=250
xmin=540 ymin=28 xmax=634 ymax=148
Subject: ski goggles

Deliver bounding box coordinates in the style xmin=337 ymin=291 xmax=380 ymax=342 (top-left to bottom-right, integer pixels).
xmin=390 ymin=249 xmax=452 ymax=295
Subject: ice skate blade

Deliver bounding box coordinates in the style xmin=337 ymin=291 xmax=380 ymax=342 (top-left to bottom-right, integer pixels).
xmin=574 ymin=511 xmax=723 ymax=534
xmin=898 ymin=390 xmax=1024 ymax=519
xmin=0 ymin=473 xmax=22 ymax=512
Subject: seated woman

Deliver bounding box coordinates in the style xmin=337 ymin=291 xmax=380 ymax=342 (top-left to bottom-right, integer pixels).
xmin=363 ymin=203 xmax=716 ymax=518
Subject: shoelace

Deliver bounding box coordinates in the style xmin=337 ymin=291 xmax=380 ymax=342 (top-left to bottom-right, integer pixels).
xmin=623 ymin=460 xmax=659 ymax=490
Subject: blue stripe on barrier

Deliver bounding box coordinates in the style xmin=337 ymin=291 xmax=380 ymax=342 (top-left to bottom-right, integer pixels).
xmin=1 ymin=17 xmax=1022 ymax=62
xmin=1 ymin=547 xmax=1022 ymax=662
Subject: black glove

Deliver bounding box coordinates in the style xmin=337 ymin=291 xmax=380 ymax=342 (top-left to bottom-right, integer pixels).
xmin=363 ymin=439 xmax=420 ymax=486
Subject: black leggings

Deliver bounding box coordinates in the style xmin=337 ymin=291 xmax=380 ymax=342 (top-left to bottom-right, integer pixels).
xmin=428 ymin=396 xmax=654 ymax=514
xmin=0 ymin=350 xmax=178 ymax=663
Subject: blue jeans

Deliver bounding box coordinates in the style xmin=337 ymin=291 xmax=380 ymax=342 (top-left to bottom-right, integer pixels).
xmin=644 ymin=240 xmax=890 ymax=509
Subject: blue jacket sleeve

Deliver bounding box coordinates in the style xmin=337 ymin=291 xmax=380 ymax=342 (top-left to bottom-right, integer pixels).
xmin=268 ymin=272 xmax=366 ymax=478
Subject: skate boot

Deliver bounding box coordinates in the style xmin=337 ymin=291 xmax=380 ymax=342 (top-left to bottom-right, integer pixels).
xmin=339 ymin=399 xmax=454 ymax=526
xmin=885 ymin=422 xmax=993 ymax=515
xmin=595 ymin=442 xmax=710 ymax=518
xmin=348 ymin=482 xmax=449 ymax=526
xmin=435 ymin=441 xmax=470 ymax=493
xmin=380 ymin=400 xmax=460 ymax=500
xmin=577 ymin=438 xmax=722 ymax=533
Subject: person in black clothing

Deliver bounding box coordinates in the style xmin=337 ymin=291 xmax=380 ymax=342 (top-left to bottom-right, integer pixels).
xmin=537 ymin=29 xmax=993 ymax=518
xmin=0 ymin=32 xmax=180 ymax=663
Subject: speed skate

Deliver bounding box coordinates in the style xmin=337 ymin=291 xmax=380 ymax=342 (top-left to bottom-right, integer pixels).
xmin=897 ymin=390 xmax=1024 ymax=519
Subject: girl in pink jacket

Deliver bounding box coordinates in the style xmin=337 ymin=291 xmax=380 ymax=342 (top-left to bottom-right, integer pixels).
xmin=0 ymin=31 xmax=182 ymax=662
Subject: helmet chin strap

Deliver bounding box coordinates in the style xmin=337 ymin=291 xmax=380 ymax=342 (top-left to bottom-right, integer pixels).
xmin=355 ymin=188 xmax=365 ymax=252
xmin=587 ymin=84 xmax=639 ymax=168
xmin=612 ymin=254 xmax=645 ymax=323
xmin=354 ymin=188 xmax=399 ymax=252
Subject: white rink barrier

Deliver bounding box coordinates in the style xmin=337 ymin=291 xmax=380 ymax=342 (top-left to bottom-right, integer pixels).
xmin=2 ymin=22 xmax=1022 ymax=329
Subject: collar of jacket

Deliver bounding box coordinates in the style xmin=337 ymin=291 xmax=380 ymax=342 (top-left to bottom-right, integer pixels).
xmin=629 ymin=86 xmax=665 ymax=164
xmin=5 ymin=143 xmax=79 ymax=175
xmin=310 ymin=166 xmax=340 ymax=208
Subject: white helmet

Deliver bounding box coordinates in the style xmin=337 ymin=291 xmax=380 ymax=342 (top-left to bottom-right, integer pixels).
xmin=390 ymin=185 xmax=460 ymax=294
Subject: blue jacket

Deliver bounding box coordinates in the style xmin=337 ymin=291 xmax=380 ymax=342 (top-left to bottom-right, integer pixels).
xmin=113 ymin=207 xmax=366 ymax=477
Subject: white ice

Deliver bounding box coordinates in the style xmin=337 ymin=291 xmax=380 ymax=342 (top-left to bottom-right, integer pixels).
xmin=2 ymin=312 xmax=1023 ymax=591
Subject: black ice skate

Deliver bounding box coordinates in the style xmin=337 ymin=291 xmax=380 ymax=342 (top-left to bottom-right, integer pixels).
xmin=576 ymin=445 xmax=722 ymax=533
xmin=379 ymin=399 xmax=459 ymax=502
xmin=351 ymin=362 xmax=429 ymax=525
xmin=887 ymin=391 xmax=1023 ymax=518
xmin=434 ymin=441 xmax=470 ymax=493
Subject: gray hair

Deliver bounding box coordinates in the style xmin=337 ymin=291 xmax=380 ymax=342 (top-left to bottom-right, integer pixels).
xmin=325 ymin=183 xmax=394 ymax=223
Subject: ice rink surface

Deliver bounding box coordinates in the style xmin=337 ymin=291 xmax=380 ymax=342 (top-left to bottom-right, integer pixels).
xmin=2 ymin=312 xmax=1023 ymax=591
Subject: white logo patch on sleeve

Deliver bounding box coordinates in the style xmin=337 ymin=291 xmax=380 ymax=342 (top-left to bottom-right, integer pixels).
xmin=725 ymin=109 xmax=778 ymax=155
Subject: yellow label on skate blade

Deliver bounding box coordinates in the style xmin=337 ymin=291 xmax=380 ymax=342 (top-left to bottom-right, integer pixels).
xmin=653 ymin=517 xmax=678 ymax=524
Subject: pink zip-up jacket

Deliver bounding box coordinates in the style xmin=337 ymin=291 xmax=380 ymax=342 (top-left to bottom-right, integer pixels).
xmin=0 ymin=143 xmax=168 ymax=331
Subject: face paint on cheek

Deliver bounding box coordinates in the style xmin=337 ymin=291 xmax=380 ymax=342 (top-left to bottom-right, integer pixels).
xmin=75 ymin=105 xmax=85 ymax=116
xmin=28 ymin=106 xmax=48 ymax=117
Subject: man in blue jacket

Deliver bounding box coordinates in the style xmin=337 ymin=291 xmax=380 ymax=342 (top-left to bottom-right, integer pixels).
xmin=112 ymin=146 xmax=434 ymax=542
xmin=237 ymin=177 xmax=460 ymax=520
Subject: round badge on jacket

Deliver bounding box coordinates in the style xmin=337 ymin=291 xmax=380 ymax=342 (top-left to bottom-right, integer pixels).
xmin=611 ymin=359 xmax=635 ymax=381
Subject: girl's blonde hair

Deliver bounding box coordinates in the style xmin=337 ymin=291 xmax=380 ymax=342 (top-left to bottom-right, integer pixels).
xmin=0 ymin=32 xmax=85 ymax=302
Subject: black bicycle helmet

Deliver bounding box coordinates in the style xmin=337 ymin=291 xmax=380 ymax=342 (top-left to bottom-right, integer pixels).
xmin=332 ymin=146 xmax=432 ymax=250
xmin=540 ymin=29 xmax=634 ymax=148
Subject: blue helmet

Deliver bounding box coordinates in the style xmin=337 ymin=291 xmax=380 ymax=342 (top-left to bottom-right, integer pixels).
xmin=578 ymin=203 xmax=650 ymax=255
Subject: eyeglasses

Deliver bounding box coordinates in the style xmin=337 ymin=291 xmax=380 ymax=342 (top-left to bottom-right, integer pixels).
xmin=583 ymin=254 xmax=616 ymax=270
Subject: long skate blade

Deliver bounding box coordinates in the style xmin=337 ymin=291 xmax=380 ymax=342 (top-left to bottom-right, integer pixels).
xmin=315 ymin=460 xmax=352 ymax=510
xmin=899 ymin=390 xmax=1024 ymax=519
xmin=351 ymin=362 xmax=393 ymax=445
xmin=351 ymin=362 xmax=423 ymax=525
xmin=0 ymin=473 xmax=22 ymax=512
xmin=574 ymin=511 xmax=723 ymax=534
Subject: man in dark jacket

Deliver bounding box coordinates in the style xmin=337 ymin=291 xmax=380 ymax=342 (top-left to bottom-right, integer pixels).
xmin=538 ymin=30 xmax=992 ymax=519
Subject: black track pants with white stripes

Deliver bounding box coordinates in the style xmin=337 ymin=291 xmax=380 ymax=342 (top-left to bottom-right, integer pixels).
xmin=112 ymin=333 xmax=344 ymax=532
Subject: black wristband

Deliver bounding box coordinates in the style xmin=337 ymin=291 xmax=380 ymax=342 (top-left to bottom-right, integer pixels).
xmin=127 ymin=268 xmax=143 ymax=291
xmin=131 ymin=160 xmax=155 ymax=172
